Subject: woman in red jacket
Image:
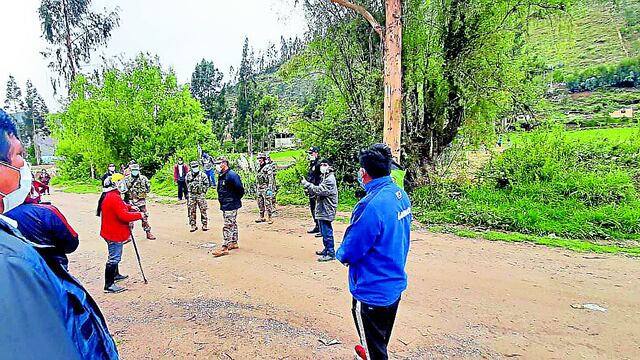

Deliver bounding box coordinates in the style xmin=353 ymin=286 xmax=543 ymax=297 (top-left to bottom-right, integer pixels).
xmin=98 ymin=173 xmax=143 ymax=293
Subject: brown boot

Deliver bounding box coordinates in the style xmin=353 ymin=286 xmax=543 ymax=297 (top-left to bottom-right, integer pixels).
xmin=267 ymin=216 xmax=273 ymax=225
xmin=227 ymin=242 xmax=239 ymax=250
xmin=146 ymin=232 xmax=157 ymax=240
xmin=213 ymin=247 xmax=229 ymax=257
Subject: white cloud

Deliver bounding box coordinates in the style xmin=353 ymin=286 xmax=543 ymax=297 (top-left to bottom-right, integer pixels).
xmin=0 ymin=0 xmax=307 ymax=111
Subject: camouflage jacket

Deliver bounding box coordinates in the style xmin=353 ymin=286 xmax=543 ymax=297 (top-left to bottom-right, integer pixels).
xmin=256 ymin=164 xmax=274 ymax=191
xmin=125 ymin=175 xmax=151 ymax=200
xmin=186 ymin=171 xmax=210 ymax=195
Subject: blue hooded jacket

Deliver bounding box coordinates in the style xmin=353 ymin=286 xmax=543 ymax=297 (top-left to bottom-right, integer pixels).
xmin=336 ymin=176 xmax=412 ymax=306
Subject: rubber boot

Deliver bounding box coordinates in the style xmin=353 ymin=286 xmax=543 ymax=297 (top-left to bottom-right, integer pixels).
xmin=104 ymin=263 xmax=126 ymax=293
xmin=114 ymin=264 xmax=129 ymax=282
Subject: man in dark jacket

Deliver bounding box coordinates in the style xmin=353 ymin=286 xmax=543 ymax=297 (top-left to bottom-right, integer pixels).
xmin=174 ymin=157 xmax=189 ymax=201
xmin=0 ymin=109 xmax=120 ymax=359
xmin=337 ymin=144 xmax=412 ymax=360
xmin=306 ymin=146 xmax=322 ymax=235
xmin=6 ymin=202 xmax=79 ymax=270
xmin=212 ymin=157 xmax=245 ymax=258
xmin=102 ymin=163 xmax=117 ymax=189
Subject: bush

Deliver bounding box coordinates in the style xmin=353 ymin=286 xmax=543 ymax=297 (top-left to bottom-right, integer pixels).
xmin=413 ymin=127 xmax=640 ymax=240
xmin=565 ymin=56 xmax=640 ymax=92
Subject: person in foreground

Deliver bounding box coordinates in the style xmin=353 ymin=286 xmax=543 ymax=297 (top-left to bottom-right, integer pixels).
xmin=0 ymin=109 xmax=119 ymax=359
xmin=99 ymin=173 xmax=144 ymax=293
xmin=336 ymin=143 xmax=412 ymax=360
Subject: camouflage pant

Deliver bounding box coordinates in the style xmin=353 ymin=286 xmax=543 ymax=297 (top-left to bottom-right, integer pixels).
xmin=257 ymin=190 xmax=273 ymax=217
xmin=222 ymin=210 xmax=238 ymax=247
xmin=188 ymin=194 xmax=208 ymax=227
xmin=130 ymin=199 xmax=151 ymax=232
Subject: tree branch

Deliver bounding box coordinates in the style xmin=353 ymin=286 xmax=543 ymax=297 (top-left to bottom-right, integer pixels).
xmin=329 ymin=0 xmax=385 ymax=36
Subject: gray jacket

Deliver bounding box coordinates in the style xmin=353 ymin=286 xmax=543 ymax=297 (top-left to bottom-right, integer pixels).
xmin=304 ymin=172 xmax=338 ymax=221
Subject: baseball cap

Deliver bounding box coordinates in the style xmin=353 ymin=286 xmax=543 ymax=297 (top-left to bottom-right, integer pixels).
xmin=307 ymin=146 xmax=320 ymax=154
xmin=190 ymin=161 xmax=199 ymax=167
xmin=214 ymin=156 xmax=228 ymax=164
xmin=130 ymin=163 xmax=140 ymax=170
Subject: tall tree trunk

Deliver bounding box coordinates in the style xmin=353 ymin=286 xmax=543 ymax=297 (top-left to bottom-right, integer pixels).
xmin=62 ymin=0 xmax=77 ymax=85
xmin=330 ymin=0 xmax=403 ymax=163
xmin=383 ymin=0 xmax=402 ymax=163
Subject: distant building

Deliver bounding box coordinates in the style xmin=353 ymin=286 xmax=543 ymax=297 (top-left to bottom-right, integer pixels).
xmin=274 ymin=133 xmax=298 ymax=149
xmin=610 ymin=108 xmax=634 ymax=119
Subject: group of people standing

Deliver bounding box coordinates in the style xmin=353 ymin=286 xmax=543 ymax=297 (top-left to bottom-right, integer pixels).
xmin=0 ymin=104 xmax=412 ymax=360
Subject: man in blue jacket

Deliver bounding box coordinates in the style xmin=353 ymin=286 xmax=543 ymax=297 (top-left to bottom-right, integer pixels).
xmin=0 ymin=109 xmax=119 ymax=359
xmin=213 ymin=157 xmax=245 ymax=257
xmin=336 ymin=144 xmax=412 ymax=360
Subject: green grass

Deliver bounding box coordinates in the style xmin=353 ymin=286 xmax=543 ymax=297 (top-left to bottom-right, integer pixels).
xmin=527 ymin=0 xmax=639 ymax=71
xmin=61 ymin=184 xmax=101 ymax=194
xmin=270 ymin=149 xmax=304 ymax=163
xmin=428 ymin=226 xmax=640 ymax=256
xmin=511 ymin=126 xmax=638 ymax=144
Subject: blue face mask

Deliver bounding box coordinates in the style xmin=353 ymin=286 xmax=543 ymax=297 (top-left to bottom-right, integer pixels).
xmin=357 ymin=170 xmax=365 ymax=189
xmin=131 ymin=170 xmax=140 ymax=177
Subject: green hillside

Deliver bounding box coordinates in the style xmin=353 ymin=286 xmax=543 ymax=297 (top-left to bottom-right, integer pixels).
xmin=527 ymin=0 xmax=640 ymax=71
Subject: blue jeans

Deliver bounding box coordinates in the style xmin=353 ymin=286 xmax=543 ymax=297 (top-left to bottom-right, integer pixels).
xmin=205 ymin=169 xmax=216 ymax=186
xmin=107 ymin=241 xmax=123 ymax=265
xmin=318 ymin=220 xmax=335 ymax=257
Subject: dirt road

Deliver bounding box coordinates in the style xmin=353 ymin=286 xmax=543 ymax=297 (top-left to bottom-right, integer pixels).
xmin=51 ymin=190 xmax=639 ymax=359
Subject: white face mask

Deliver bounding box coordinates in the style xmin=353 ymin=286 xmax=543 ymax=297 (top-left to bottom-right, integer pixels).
xmin=116 ymin=180 xmax=128 ymax=194
xmin=215 ymin=164 xmax=222 ymax=172
xmin=307 ymin=154 xmax=316 ymax=161
xmin=192 ymin=167 xmax=200 ymax=174
xmin=320 ymin=165 xmax=329 ymax=174
xmin=0 ymin=162 xmax=32 ymax=213
xmin=108 ymin=166 xmax=116 ymax=172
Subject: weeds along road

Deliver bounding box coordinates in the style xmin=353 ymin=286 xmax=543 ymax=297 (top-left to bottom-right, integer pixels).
xmin=51 ymin=190 xmax=640 ymax=359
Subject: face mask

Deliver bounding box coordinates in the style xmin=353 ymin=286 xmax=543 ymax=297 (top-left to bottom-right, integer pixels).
xmin=320 ymin=165 xmax=329 ymax=174
xmin=108 ymin=166 xmax=116 ymax=172
xmin=192 ymin=167 xmax=200 ymax=174
xmin=215 ymin=164 xmax=222 ymax=172
xmin=357 ymin=169 xmax=365 ymax=189
xmin=307 ymin=154 xmax=315 ymax=161
xmin=131 ymin=170 xmax=140 ymax=177
xmin=0 ymin=162 xmax=32 ymax=213
xmin=116 ymin=180 xmax=128 ymax=194
xmin=178 ymin=161 xmax=183 ymax=165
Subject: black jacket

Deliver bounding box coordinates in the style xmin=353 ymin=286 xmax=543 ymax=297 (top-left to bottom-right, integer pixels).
xmin=307 ymin=159 xmax=322 ymax=186
xmin=217 ymin=169 xmax=245 ymax=211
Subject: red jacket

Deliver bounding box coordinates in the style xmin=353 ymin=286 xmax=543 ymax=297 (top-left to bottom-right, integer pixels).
xmin=174 ymin=164 xmax=189 ymax=182
xmin=100 ymin=190 xmax=143 ymax=242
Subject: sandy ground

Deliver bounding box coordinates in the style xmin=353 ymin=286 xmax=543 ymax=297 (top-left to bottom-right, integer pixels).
xmin=49 ymin=190 xmax=639 ymax=360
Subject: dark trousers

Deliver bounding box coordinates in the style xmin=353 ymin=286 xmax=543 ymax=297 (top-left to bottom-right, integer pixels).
xmin=352 ymin=297 xmax=400 ymax=360
xmin=309 ymin=196 xmax=318 ymax=228
xmin=177 ymin=180 xmax=188 ymax=200
xmin=318 ymin=220 xmax=335 ymax=256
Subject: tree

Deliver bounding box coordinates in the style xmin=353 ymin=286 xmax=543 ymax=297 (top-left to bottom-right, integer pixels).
xmin=328 ymin=0 xmax=402 ymax=163
xmin=49 ymin=54 xmax=213 ymax=179
xmin=39 ymin=0 xmax=120 ymax=94
xmin=4 ymin=75 xmax=24 ymax=113
xmin=190 ymin=59 xmax=230 ymax=145
xmin=235 ymin=37 xmax=260 ymax=153
xmin=23 ymin=81 xmax=50 ymax=165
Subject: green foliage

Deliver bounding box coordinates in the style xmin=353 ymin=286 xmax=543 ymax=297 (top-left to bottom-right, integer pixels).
xmin=430 ymin=226 xmax=640 ymax=256
xmin=414 ymin=127 xmax=640 ymax=240
xmin=565 ymin=56 xmax=640 ymax=92
xmin=50 ymin=54 xmax=214 ymax=180
xmin=190 ymin=59 xmax=230 ymax=145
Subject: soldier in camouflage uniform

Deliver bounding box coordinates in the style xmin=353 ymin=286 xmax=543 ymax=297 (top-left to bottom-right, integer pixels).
xmin=266 ymin=154 xmax=278 ymax=216
xmin=255 ymin=153 xmax=275 ymax=224
xmin=186 ymin=161 xmax=210 ymax=232
xmin=125 ymin=163 xmax=156 ymax=240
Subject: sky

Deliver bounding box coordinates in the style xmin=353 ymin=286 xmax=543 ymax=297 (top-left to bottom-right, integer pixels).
xmin=0 ymin=0 xmax=308 ymax=111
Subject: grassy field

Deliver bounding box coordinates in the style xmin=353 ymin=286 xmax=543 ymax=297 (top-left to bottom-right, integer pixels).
xmin=527 ymin=0 xmax=639 ymax=71
xmin=511 ymin=126 xmax=638 ymax=144
xmin=269 ymin=149 xmax=304 ymax=163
